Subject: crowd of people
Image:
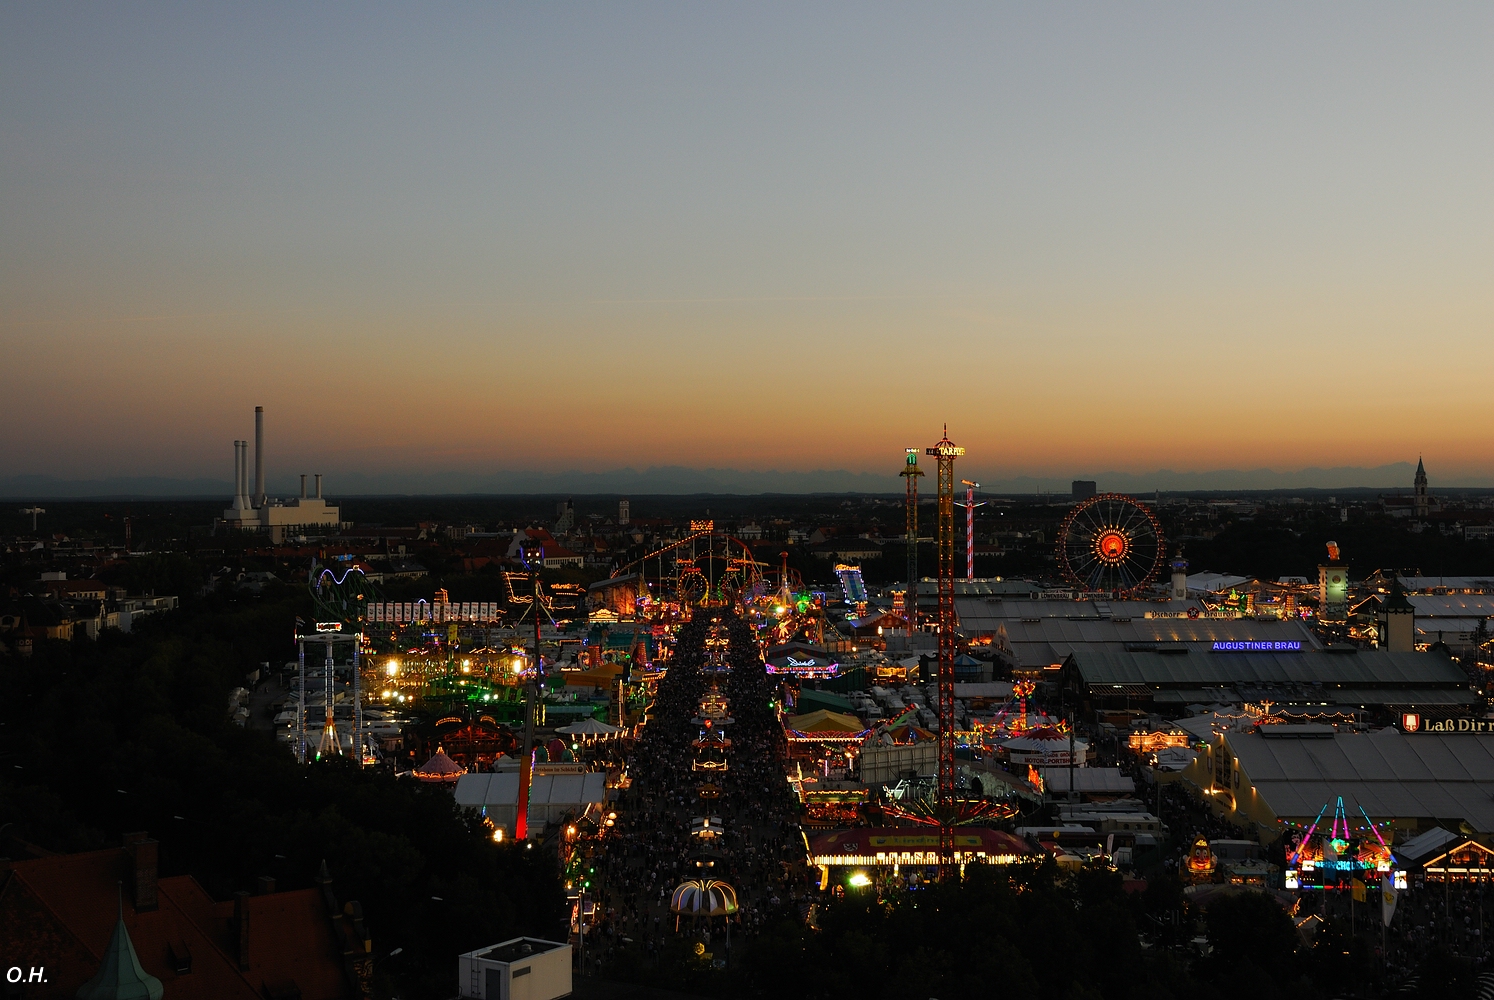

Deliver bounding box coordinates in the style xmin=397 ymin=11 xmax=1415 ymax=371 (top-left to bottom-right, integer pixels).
xmin=582 ymin=611 xmax=811 ymax=974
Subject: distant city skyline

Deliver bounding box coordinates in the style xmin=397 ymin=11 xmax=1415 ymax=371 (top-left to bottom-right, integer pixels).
xmin=3 ymin=4 xmax=1491 ymax=485
xmin=4 ymin=459 xmax=1488 ymax=500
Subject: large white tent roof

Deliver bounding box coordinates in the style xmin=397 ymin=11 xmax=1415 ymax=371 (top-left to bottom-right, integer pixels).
xmin=455 ymin=771 xmax=608 ymax=832
xmin=1227 ymin=727 xmax=1494 ymax=834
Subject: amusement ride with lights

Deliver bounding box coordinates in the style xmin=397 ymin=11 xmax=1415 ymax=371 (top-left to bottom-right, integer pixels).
xmin=1056 ymin=493 xmax=1166 ymax=597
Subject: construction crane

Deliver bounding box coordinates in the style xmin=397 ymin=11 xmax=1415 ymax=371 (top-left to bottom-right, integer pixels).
xmin=20 ymin=507 xmax=44 ymax=533
xmin=900 ymin=449 xmax=924 ymax=629
xmin=926 ymin=428 xmax=964 ymax=880
xmin=957 ymin=481 xmax=987 ymax=581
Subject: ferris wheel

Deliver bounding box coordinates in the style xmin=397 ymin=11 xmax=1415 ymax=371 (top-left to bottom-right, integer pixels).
xmin=1056 ymin=493 xmax=1165 ymax=597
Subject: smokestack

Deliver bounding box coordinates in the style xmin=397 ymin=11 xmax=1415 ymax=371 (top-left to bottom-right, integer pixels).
xmin=239 ymin=442 xmax=250 ymax=508
xmin=253 ymin=406 xmax=265 ymax=508
xmin=233 ymin=441 xmax=248 ymax=511
xmin=300 ymin=474 xmax=307 ymax=499
xmin=315 ymin=474 xmax=322 ymax=499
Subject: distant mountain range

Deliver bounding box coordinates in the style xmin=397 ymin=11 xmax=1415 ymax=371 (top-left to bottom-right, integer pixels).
xmin=2 ymin=461 xmax=1490 ymax=498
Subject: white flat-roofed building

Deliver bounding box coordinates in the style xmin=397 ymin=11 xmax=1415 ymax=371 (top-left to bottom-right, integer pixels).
xmin=457 ymin=937 xmax=571 ymax=1000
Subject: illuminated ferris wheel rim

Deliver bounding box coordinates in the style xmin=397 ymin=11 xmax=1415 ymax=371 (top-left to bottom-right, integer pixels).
xmin=1056 ymin=492 xmax=1165 ymax=597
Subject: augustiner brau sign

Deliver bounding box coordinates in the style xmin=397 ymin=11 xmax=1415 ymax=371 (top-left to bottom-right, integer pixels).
xmin=1400 ymin=713 xmax=1494 ymax=733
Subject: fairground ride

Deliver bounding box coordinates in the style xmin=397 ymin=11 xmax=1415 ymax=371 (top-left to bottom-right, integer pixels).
xmin=1284 ymin=796 xmax=1401 ymax=891
xmin=1056 ymin=493 xmax=1165 ymax=597
xmin=609 ymin=522 xmax=771 ymax=615
xmin=310 ymin=560 xmax=378 ymax=628
xmin=371 ymin=643 xmax=536 ymax=718
xmin=502 ymin=570 xmax=560 ymax=613
xmin=919 ymin=427 xmax=1009 ymax=878
xmin=971 ymin=680 xmax=1048 ymax=739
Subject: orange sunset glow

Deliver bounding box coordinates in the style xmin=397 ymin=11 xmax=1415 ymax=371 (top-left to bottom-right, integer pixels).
xmin=3 ymin=6 xmax=1492 ymax=493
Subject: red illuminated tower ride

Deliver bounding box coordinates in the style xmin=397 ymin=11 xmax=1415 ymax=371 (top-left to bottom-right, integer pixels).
xmin=900 ymin=449 xmax=924 ymax=630
xmin=959 ymin=480 xmax=985 ymax=581
xmin=515 ymin=540 xmax=545 ymax=841
xmin=926 ymin=428 xmax=964 ymax=878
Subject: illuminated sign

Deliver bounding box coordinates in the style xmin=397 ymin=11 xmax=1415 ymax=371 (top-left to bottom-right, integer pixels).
xmin=314 ymin=622 xmax=343 ymax=632
xmin=1212 ymin=641 xmax=1301 ymax=652
xmin=786 ymin=656 xmax=820 ymax=668
xmin=1402 ymin=718 xmax=1494 ymax=733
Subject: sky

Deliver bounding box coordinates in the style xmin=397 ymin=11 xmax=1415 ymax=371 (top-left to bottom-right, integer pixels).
xmin=3 ymin=3 xmax=1492 ymax=494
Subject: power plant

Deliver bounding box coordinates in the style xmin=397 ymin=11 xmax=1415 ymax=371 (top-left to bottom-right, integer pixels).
xmin=220 ymin=406 xmax=342 ymax=539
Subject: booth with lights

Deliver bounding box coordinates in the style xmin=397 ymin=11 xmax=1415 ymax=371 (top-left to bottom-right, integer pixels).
xmin=808 ymin=827 xmax=1031 ymax=887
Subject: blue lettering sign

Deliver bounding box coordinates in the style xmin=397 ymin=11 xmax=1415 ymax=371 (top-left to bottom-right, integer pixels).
xmin=1211 ymin=641 xmax=1302 ymax=652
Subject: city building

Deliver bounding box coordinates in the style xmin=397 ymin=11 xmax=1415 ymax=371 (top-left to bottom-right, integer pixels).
xmin=1188 ymin=726 xmax=1494 ymax=843
xmin=1061 ymin=647 xmax=1472 ymax=722
xmin=457 ymin=938 xmax=571 ymax=1000
xmin=975 ymin=614 xmax=1322 ymax=674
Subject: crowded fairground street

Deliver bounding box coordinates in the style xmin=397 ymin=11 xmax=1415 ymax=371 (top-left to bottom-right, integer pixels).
xmin=580 ymin=611 xmax=810 ymax=978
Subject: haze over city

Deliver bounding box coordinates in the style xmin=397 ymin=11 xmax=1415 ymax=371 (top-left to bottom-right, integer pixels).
xmin=4 ymin=3 xmax=1492 ymax=493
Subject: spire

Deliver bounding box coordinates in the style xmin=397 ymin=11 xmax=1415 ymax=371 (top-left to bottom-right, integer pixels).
xmin=1385 ymin=575 xmax=1414 ymax=612
xmin=75 ymin=884 xmax=164 ymax=1000
xmin=1415 ymin=456 xmax=1427 ymax=483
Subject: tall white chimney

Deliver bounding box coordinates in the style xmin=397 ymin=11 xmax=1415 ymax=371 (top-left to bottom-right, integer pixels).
xmin=253 ymin=406 xmax=265 ymax=508
xmin=314 ymin=474 xmax=322 ymax=500
xmin=232 ymin=441 xmax=249 ymax=511
xmin=240 ymin=441 xmax=250 ymax=508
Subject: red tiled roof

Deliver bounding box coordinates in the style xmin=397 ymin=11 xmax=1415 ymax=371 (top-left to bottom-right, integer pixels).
xmin=0 ymin=848 xmax=352 ymax=999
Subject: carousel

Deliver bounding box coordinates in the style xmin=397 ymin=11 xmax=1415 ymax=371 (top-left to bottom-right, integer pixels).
xmin=670 ymin=879 xmax=739 ymax=932
xmin=412 ymin=747 xmax=466 ymax=785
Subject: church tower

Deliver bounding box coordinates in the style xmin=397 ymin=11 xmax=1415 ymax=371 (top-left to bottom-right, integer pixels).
xmin=1414 ymin=457 xmax=1430 ymax=518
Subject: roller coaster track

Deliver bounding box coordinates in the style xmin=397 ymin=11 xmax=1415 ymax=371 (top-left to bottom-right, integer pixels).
xmin=611 ymin=528 xmax=771 ymax=605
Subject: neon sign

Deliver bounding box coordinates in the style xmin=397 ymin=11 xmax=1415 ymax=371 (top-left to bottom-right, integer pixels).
xmin=1212 ymin=641 xmax=1301 ymax=652
xmin=1403 ymin=717 xmax=1494 ymax=733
